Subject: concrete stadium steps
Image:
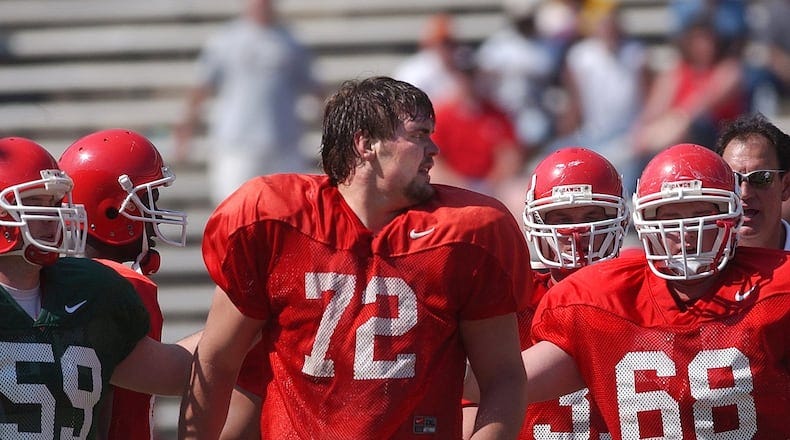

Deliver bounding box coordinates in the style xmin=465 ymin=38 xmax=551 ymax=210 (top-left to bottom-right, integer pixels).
xmin=0 ymin=0 xmax=676 ymax=144
xmin=2 ymin=13 xmax=504 ymax=59
xmin=0 ymin=54 xmax=405 ymax=96
xmin=0 ymin=0 xmax=501 ymax=28
xmin=155 ymin=396 xmax=182 ymax=440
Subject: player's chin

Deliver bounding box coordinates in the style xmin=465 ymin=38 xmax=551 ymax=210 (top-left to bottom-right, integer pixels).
xmin=405 ymin=180 xmax=435 ymax=203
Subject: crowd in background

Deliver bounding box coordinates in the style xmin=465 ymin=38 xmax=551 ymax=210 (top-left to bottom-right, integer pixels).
xmin=173 ymin=0 xmax=788 ymax=223
xmin=390 ymin=0 xmax=788 ymax=221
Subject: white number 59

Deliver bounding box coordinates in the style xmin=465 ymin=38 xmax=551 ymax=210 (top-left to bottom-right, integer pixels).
xmin=0 ymin=342 xmax=102 ymax=439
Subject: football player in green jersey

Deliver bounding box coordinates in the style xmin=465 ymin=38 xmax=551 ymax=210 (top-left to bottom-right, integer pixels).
xmin=0 ymin=137 xmax=192 ymax=439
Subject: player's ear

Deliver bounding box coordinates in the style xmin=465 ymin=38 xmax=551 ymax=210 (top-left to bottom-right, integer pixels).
xmin=353 ymin=130 xmax=375 ymax=159
xmin=781 ymin=171 xmax=790 ymax=202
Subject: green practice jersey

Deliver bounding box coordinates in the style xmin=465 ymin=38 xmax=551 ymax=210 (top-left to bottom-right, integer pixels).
xmin=0 ymin=257 xmax=149 ymax=439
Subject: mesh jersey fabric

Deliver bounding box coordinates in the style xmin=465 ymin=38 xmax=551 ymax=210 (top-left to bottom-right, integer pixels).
xmin=521 ymin=270 xmax=609 ymax=440
xmin=97 ymin=259 xmax=162 ymax=440
xmin=0 ymin=257 xmax=149 ymax=439
xmin=532 ymin=248 xmax=790 ymax=439
xmin=236 ymin=340 xmax=270 ymax=398
xmin=202 ymin=173 xmax=533 ymax=439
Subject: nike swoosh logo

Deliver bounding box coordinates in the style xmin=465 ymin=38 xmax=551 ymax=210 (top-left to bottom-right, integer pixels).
xmin=65 ymin=300 xmax=88 ymax=314
xmin=734 ymin=285 xmax=757 ymax=302
xmin=409 ymin=227 xmax=435 ymax=239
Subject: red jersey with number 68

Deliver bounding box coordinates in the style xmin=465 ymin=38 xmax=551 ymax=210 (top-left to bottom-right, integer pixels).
xmin=202 ymin=174 xmax=533 ymax=439
xmin=532 ymin=247 xmax=790 ymax=440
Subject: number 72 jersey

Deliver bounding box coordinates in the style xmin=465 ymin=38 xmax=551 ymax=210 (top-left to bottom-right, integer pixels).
xmin=531 ymin=249 xmax=790 ymax=440
xmin=202 ymin=175 xmax=533 ymax=439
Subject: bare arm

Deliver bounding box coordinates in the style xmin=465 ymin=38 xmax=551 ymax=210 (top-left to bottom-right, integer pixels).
xmin=175 ymin=330 xmax=203 ymax=354
xmin=174 ymin=84 xmax=213 ymax=162
xmin=463 ymin=340 xmax=585 ymax=406
xmin=219 ymin=385 xmax=262 ymax=440
xmin=179 ymin=286 xmax=264 ymax=440
xmin=461 ymin=313 xmax=527 ymax=440
xmin=462 ymin=405 xmax=479 ymax=440
xmin=522 ymin=341 xmax=585 ymax=404
xmin=110 ymin=336 xmax=192 ymax=396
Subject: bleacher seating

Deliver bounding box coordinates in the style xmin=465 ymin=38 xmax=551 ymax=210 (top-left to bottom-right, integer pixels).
xmin=0 ymin=1 xmax=785 ymax=438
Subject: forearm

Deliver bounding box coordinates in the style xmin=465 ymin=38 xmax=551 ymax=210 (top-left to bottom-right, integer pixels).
xmin=153 ymin=344 xmax=194 ymax=396
xmin=111 ymin=337 xmax=193 ymax=396
xmin=179 ymin=350 xmax=240 ymax=439
xmin=470 ymin=368 xmax=527 ymax=440
xmin=523 ymin=341 xmax=585 ymax=404
xmin=179 ymin=286 xmax=262 ymax=439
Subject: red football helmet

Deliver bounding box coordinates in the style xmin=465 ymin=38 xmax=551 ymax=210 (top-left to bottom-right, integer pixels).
xmin=59 ymin=129 xmax=187 ymax=273
xmin=632 ymin=143 xmax=742 ymax=280
xmin=0 ymin=137 xmax=87 ymax=265
xmin=524 ymin=147 xmax=628 ymax=269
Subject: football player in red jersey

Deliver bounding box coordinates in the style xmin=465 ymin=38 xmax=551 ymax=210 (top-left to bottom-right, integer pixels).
xmin=59 ymin=129 xmax=189 ymax=440
xmin=179 ymin=76 xmax=533 ymax=440
xmin=0 ymin=137 xmax=191 ymax=439
xmin=463 ymin=147 xmax=628 ymax=439
xmin=523 ymin=143 xmax=790 ymax=439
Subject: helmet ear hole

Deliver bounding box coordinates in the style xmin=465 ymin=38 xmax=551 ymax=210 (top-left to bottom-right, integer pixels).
xmin=105 ymin=206 xmax=119 ymax=219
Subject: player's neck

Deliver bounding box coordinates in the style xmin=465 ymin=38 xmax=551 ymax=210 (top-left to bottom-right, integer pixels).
xmin=0 ymin=256 xmax=42 ymax=290
xmin=549 ymin=268 xmax=576 ymax=285
xmin=739 ymin=227 xmax=784 ymax=249
xmin=338 ymin=179 xmax=408 ymax=234
xmin=667 ymin=275 xmax=718 ymax=304
xmin=84 ymin=239 xmax=136 ymax=264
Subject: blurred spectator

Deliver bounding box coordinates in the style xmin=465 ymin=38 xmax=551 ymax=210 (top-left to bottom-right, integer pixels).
xmin=745 ymin=0 xmax=789 ymax=117
xmin=392 ymin=13 xmax=462 ymax=104
xmin=536 ymin=0 xmax=584 ymax=74
xmin=632 ymin=15 xmax=747 ymax=156
xmin=551 ymin=0 xmax=648 ymax=195
xmin=430 ymin=46 xmax=524 ymax=202
xmin=669 ymin=0 xmax=748 ymax=53
xmin=670 ymin=0 xmax=785 ymax=118
xmin=476 ymin=0 xmax=555 ymax=147
xmin=175 ymin=0 xmax=321 ymax=206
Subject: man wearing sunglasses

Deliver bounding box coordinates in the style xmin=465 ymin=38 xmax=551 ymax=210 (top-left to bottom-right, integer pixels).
xmin=716 ymin=113 xmax=790 ymax=250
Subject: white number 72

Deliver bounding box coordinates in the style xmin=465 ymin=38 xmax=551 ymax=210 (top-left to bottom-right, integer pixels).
xmin=301 ymin=272 xmax=418 ymax=380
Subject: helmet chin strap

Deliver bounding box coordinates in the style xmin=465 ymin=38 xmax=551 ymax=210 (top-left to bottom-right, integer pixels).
xmin=131 ymin=231 xmax=160 ymax=275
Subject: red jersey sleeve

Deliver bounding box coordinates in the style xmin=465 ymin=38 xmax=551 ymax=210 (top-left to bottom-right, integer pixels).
xmin=96 ymin=259 xmax=162 ymax=340
xmin=429 ymin=186 xmax=534 ymax=320
xmin=202 ymin=178 xmax=278 ymax=320
xmin=236 ymin=340 xmax=270 ymax=398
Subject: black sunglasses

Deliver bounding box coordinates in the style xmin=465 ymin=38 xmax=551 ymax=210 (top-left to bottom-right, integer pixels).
xmin=733 ymin=169 xmax=785 ymax=189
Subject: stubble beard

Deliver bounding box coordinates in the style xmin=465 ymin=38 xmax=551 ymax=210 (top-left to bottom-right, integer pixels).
xmin=404 ymin=179 xmax=435 ymax=204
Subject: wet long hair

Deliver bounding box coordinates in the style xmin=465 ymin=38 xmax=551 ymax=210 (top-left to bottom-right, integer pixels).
xmin=320 ymin=76 xmax=435 ymax=186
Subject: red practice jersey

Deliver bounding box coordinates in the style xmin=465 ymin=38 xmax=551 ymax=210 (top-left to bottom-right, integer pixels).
xmin=532 ymin=248 xmax=790 ymax=439
xmin=97 ymin=259 xmax=163 ymax=440
xmin=202 ymin=174 xmax=533 ymax=439
xmin=521 ymin=270 xmax=609 ymax=440
xmin=236 ymin=340 xmax=270 ymax=398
